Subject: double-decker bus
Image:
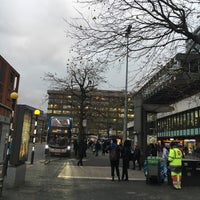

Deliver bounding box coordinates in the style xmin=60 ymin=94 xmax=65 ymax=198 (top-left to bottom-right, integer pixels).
xmin=45 ymin=116 xmax=73 ymax=156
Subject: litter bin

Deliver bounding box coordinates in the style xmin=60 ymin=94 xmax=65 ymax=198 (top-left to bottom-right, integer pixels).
xmin=182 ymin=159 xmax=200 ymax=186
xmin=145 ymin=156 xmax=164 ymax=184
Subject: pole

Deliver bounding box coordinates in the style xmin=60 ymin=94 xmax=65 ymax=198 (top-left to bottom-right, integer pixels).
xmin=123 ymin=25 xmax=131 ymax=141
xmin=31 ymin=110 xmax=40 ymax=164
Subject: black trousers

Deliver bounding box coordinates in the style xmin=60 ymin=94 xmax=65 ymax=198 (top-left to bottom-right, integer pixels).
xmin=122 ymin=159 xmax=129 ymax=180
xmin=110 ymin=160 xmax=120 ymax=177
xmin=77 ymin=154 xmax=83 ymax=166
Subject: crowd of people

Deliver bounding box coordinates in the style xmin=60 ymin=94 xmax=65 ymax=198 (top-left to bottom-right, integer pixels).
xmin=73 ymin=138 xmax=142 ymax=181
xmin=72 ymin=138 xmax=183 ymax=189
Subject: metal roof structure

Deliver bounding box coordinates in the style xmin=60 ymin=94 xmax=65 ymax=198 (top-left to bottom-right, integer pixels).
xmin=137 ymin=53 xmax=200 ymax=106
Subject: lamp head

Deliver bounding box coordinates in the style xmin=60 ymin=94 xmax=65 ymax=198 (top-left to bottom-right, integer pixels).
xmin=10 ymin=92 xmax=18 ymax=100
xmin=34 ymin=109 xmax=41 ymax=116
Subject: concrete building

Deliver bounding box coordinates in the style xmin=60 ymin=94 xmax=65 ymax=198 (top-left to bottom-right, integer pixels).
xmin=133 ymin=52 xmax=200 ymax=155
xmin=47 ymin=89 xmax=134 ymax=139
xmin=156 ymin=93 xmax=200 ymax=153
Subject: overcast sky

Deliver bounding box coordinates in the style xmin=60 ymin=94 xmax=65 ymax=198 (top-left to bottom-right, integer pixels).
xmin=0 ymin=0 xmax=126 ymax=112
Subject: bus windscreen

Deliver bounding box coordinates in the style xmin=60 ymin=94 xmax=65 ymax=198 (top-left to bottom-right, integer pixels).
xmin=50 ymin=117 xmax=70 ymax=128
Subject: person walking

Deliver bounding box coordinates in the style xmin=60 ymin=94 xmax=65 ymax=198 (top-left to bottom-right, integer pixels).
xmin=161 ymin=142 xmax=169 ymax=179
xmin=95 ymin=139 xmax=101 ymax=156
xmin=101 ymin=140 xmax=107 ymax=155
xmin=108 ymin=138 xmax=121 ymax=181
xmin=133 ymin=143 xmax=141 ymax=170
xmin=73 ymin=139 xmax=78 ymax=156
xmin=77 ymin=139 xmax=85 ymax=166
xmin=168 ymin=142 xmax=183 ymax=189
xmin=121 ymin=140 xmax=131 ymax=181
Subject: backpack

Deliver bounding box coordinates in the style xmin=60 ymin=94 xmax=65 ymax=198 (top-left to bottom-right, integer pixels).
xmin=109 ymin=146 xmax=118 ymax=161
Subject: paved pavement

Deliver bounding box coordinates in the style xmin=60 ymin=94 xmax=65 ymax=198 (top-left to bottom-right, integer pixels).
xmin=1 ymin=145 xmax=200 ymax=200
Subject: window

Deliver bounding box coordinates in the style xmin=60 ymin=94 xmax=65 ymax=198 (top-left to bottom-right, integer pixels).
xmin=177 ymin=114 xmax=180 ymax=129
xmin=173 ymin=116 xmax=177 ymax=129
xmin=194 ymin=110 xmax=200 ymax=127
xmin=63 ymin=105 xmax=71 ymax=109
xmin=187 ymin=112 xmax=191 ymax=127
xmin=190 ymin=110 xmax=195 ymax=127
xmin=179 ymin=114 xmax=183 ymax=129
xmin=48 ymin=104 xmax=54 ymax=109
xmin=53 ymin=110 xmax=62 ymax=114
xmin=54 ymin=104 xmax=59 ymax=109
xmin=47 ymin=110 xmax=53 ymax=114
xmin=183 ymin=113 xmax=187 ymax=128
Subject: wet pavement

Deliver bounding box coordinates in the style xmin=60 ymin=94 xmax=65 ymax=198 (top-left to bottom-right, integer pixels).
xmin=1 ymin=145 xmax=200 ymax=200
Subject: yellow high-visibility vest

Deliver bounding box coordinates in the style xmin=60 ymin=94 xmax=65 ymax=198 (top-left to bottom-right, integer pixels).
xmin=168 ymin=147 xmax=182 ymax=166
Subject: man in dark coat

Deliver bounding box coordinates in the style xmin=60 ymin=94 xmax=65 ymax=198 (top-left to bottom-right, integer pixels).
xmin=77 ymin=140 xmax=85 ymax=166
xmin=107 ymin=138 xmax=121 ymax=181
xmin=121 ymin=140 xmax=131 ymax=181
xmin=133 ymin=143 xmax=141 ymax=170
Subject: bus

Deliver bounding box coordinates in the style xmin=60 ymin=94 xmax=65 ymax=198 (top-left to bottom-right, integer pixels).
xmin=45 ymin=116 xmax=73 ymax=156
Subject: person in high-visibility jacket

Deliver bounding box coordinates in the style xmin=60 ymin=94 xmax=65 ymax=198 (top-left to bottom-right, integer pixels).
xmin=168 ymin=142 xmax=183 ymax=189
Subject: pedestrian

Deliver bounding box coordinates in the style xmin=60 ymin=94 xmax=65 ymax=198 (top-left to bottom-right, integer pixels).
xmin=161 ymin=142 xmax=169 ymax=179
xmin=107 ymin=138 xmax=121 ymax=181
xmin=121 ymin=140 xmax=131 ymax=181
xmin=168 ymin=142 xmax=183 ymax=189
xmin=77 ymin=139 xmax=85 ymax=166
xmin=102 ymin=140 xmax=107 ymax=155
xmin=133 ymin=143 xmax=141 ymax=170
xmin=95 ymin=139 xmax=101 ymax=156
xmin=73 ymin=139 xmax=78 ymax=156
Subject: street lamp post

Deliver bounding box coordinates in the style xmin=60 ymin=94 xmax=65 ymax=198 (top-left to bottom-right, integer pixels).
xmin=3 ymin=92 xmax=18 ymax=176
xmin=123 ymin=25 xmax=132 ymax=141
xmin=30 ymin=109 xmax=41 ymax=164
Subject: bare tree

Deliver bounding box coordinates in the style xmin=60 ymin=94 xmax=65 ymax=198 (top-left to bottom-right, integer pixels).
xmin=44 ymin=56 xmax=106 ymax=140
xmin=66 ymin=0 xmax=200 ymax=89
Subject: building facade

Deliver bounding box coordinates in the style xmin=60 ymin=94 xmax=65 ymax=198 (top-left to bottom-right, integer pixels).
xmin=0 ymin=55 xmax=20 ymax=116
xmin=0 ymin=55 xmax=20 ymax=161
xmin=156 ymin=93 xmax=200 ymax=153
xmin=133 ymin=52 xmax=200 ymax=154
xmin=153 ymin=26 xmax=200 ymax=153
xmin=47 ymin=89 xmax=134 ymax=139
